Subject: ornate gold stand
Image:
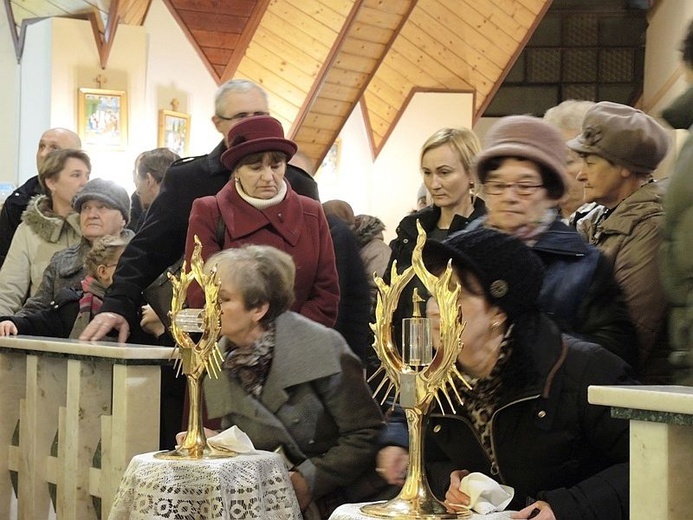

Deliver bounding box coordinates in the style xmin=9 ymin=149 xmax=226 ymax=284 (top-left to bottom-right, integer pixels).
xmin=362 ymin=222 xmax=471 ymax=519
xmin=155 ymin=236 xmax=228 ymax=460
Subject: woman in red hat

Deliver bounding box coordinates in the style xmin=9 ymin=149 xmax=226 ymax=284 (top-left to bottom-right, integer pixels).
xmin=184 ymin=115 xmax=339 ymax=327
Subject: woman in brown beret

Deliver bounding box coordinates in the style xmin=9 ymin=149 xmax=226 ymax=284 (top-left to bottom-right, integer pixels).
xmin=568 ymin=101 xmax=672 ymax=383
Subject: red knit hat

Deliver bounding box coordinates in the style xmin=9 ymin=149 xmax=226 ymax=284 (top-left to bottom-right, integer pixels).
xmin=220 ymin=116 xmax=297 ymax=172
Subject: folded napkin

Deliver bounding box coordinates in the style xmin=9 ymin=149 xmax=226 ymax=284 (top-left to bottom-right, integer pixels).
xmin=207 ymin=426 xmax=256 ymax=456
xmin=459 ymin=472 xmax=514 ymax=515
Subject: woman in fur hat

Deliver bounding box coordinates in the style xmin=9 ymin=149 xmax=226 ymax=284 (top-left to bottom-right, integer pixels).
xmin=0 ymin=149 xmax=89 ymax=315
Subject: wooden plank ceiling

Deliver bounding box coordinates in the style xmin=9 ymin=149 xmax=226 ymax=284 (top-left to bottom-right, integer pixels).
xmin=5 ymin=0 xmax=550 ymax=165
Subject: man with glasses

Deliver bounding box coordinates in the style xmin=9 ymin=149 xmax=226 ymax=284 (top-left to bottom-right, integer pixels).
xmin=80 ymin=79 xmax=318 ymax=341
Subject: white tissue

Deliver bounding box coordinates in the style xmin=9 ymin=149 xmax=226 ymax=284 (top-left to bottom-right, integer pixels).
xmin=206 ymin=426 xmax=256 ymax=455
xmin=458 ymin=472 xmax=514 ymax=515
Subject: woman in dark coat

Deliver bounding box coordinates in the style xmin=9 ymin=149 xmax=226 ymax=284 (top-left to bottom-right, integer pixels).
xmin=384 ymin=128 xmax=485 ymax=364
xmin=465 ymin=115 xmax=637 ymax=365
xmin=185 ymin=116 xmax=339 ymax=327
xmin=378 ymin=227 xmax=634 ymax=520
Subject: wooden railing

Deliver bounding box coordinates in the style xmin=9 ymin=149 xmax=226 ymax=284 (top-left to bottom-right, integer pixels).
xmin=0 ymin=336 xmax=174 ymax=520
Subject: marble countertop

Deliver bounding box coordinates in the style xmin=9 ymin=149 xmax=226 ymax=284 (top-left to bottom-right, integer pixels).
xmin=588 ymin=385 xmax=693 ymax=415
xmin=0 ymin=335 xmax=174 ymax=362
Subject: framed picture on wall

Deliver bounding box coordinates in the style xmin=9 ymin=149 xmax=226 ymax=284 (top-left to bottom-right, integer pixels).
xmin=77 ymin=88 xmax=128 ymax=149
xmin=158 ymin=109 xmax=190 ymax=157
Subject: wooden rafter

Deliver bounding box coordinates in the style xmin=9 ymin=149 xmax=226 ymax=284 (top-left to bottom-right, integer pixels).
xmin=88 ymin=0 xmax=126 ymax=69
xmin=219 ymin=0 xmax=270 ymax=84
xmin=290 ymin=0 xmax=418 ymax=167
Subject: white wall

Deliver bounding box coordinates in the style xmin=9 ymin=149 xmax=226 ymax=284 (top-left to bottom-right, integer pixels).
xmin=1 ymin=0 xmax=225 ymax=193
xmin=143 ymin=0 xmax=220 ymax=158
xmin=644 ymin=0 xmax=693 ymax=115
xmin=0 ymin=9 xmax=21 ymax=189
xmin=318 ymin=92 xmax=474 ymax=243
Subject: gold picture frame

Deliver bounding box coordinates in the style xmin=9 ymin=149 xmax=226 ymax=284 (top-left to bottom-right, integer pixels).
xmin=77 ymin=88 xmax=128 ymax=149
xmin=158 ymin=109 xmax=191 ymax=157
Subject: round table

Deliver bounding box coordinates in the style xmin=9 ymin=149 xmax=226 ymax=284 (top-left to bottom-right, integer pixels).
xmin=328 ymin=502 xmax=515 ymax=519
xmin=108 ymin=451 xmax=302 ymax=520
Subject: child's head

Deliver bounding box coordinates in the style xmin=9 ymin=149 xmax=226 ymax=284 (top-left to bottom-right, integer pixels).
xmin=85 ymin=234 xmax=130 ymax=286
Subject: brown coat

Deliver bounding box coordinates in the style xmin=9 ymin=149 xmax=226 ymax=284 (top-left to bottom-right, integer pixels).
xmin=580 ymin=181 xmax=671 ymax=382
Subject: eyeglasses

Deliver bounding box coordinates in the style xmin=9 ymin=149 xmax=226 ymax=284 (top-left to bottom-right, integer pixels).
xmin=216 ymin=111 xmax=270 ymax=122
xmin=483 ymin=181 xmax=545 ymax=196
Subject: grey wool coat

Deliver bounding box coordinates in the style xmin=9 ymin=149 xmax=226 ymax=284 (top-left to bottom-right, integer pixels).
xmin=204 ymin=311 xmax=384 ymax=502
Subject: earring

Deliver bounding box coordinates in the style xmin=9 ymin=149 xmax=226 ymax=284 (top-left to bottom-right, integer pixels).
xmin=469 ymin=182 xmax=476 ymax=204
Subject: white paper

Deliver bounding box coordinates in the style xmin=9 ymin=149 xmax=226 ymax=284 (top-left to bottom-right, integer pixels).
xmin=458 ymin=472 xmax=514 ymax=515
xmin=207 ymin=425 xmax=256 ymax=455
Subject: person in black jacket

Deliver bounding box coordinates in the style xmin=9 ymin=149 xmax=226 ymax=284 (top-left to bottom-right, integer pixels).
xmin=377 ymin=228 xmax=634 ymax=520
xmin=80 ymin=79 xmax=319 ymax=342
xmin=0 ymin=128 xmax=81 ymax=268
xmin=0 ymin=235 xmax=128 ymax=338
xmin=385 ymin=127 xmax=485 ymax=351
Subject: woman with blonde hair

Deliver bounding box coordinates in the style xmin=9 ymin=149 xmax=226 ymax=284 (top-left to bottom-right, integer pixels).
xmin=0 ymin=149 xmax=89 ymax=315
xmin=385 ymin=128 xmax=484 ymax=338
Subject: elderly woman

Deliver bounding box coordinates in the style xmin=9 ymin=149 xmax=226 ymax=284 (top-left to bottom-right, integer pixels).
xmin=542 ymin=99 xmax=597 ymax=225
xmin=464 ymin=115 xmax=637 ymax=365
xmin=185 ymin=116 xmax=338 ymax=327
xmin=0 ymin=149 xmax=89 ymax=315
xmin=197 ymin=245 xmax=391 ymax=517
xmin=15 ymin=178 xmax=133 ymax=317
xmin=0 ymin=234 xmax=129 ymax=338
xmin=568 ymin=102 xmax=672 ymax=384
xmin=379 ymin=228 xmax=633 ymax=520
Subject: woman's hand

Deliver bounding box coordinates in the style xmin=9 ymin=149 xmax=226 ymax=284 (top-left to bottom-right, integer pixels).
xmin=289 ymin=470 xmax=312 ymax=511
xmin=376 ymin=446 xmax=409 ymax=486
xmin=140 ymin=305 xmax=165 ymax=338
xmin=443 ymin=469 xmax=471 ymax=512
xmin=0 ymin=321 xmax=18 ymax=337
xmin=511 ymin=500 xmax=556 ymax=520
xmin=175 ymin=428 xmax=220 ymax=446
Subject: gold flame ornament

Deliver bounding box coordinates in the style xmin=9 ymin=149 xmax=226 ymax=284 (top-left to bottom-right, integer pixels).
xmin=362 ymin=222 xmax=471 ymax=519
xmin=155 ymin=236 xmax=227 ymax=459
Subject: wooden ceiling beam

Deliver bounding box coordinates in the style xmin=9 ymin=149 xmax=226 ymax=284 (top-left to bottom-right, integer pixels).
xmin=290 ymin=0 xmax=418 ymax=167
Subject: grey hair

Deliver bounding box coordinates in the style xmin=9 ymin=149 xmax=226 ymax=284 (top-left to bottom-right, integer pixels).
xmin=206 ymin=244 xmax=296 ymax=326
xmin=214 ymin=79 xmax=268 ymax=116
xmin=543 ymin=100 xmax=596 ymax=134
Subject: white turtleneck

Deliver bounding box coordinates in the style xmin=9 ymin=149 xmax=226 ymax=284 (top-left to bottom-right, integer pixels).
xmin=234 ymin=178 xmax=288 ymax=210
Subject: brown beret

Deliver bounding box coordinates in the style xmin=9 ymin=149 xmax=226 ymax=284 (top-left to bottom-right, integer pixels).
xmin=567 ymin=101 xmax=670 ymax=174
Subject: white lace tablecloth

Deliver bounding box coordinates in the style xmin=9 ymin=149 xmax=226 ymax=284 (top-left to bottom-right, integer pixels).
xmin=108 ymin=451 xmax=302 ymax=520
xmin=329 ymin=502 xmax=515 ymax=519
